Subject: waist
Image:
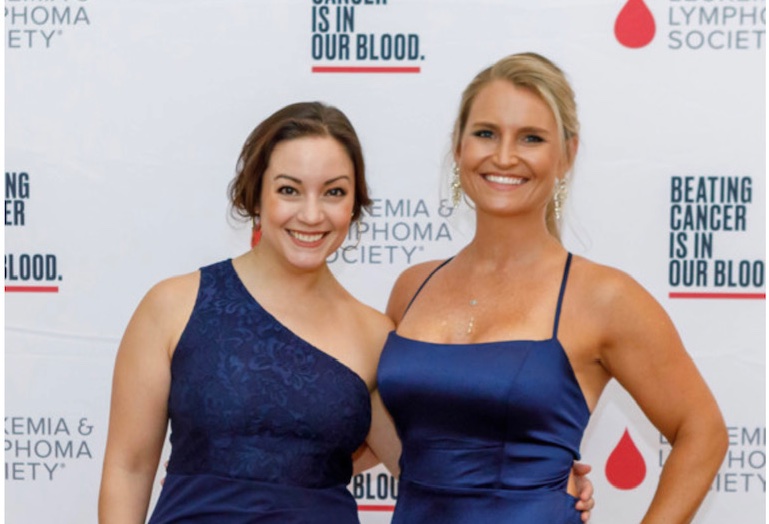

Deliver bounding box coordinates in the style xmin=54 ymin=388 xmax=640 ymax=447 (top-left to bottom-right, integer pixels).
xmin=167 ymin=436 xmax=354 ymax=488
xmin=149 ymin=473 xmax=359 ymax=523
xmin=399 ymin=439 xmax=574 ymax=491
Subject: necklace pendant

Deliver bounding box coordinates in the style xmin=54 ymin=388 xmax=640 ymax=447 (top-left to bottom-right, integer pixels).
xmin=467 ymin=299 xmax=478 ymax=334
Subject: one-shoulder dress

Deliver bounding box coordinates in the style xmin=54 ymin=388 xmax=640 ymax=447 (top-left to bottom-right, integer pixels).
xmin=148 ymin=260 xmax=371 ymax=523
xmin=377 ymin=253 xmax=590 ymax=523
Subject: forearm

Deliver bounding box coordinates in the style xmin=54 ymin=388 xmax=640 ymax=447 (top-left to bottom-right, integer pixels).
xmin=98 ymin=465 xmax=157 ymax=524
xmin=641 ymin=420 xmax=728 ymax=524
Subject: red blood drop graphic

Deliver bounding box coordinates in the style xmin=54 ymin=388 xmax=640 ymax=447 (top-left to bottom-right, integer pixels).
xmin=614 ymin=0 xmax=656 ymax=49
xmin=605 ymin=429 xmax=647 ymax=490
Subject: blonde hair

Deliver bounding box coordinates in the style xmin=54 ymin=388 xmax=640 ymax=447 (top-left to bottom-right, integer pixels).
xmin=452 ymin=53 xmax=579 ymax=238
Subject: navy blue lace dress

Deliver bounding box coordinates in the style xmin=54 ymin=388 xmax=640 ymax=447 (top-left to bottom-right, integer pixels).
xmin=148 ymin=260 xmax=371 ymax=523
xmin=378 ymin=253 xmax=590 ymax=523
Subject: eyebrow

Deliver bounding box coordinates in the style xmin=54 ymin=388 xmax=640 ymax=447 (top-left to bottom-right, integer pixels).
xmin=470 ymin=121 xmax=552 ymax=135
xmin=274 ymin=174 xmax=352 ymax=185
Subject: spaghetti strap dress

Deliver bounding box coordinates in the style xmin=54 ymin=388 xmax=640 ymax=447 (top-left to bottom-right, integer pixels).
xmin=148 ymin=260 xmax=370 ymax=523
xmin=377 ymin=253 xmax=590 ymax=523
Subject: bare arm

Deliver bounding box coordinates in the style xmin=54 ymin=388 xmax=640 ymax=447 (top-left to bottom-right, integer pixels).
xmin=353 ymin=392 xmax=402 ymax=476
xmin=98 ymin=275 xmax=197 ymax=523
xmin=364 ymin=389 xmax=402 ymax=476
xmin=597 ymin=272 xmax=728 ymax=523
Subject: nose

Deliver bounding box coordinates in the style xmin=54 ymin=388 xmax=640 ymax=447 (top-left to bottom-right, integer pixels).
xmin=494 ymin=138 xmax=518 ymax=167
xmin=298 ymin=197 xmax=324 ymax=225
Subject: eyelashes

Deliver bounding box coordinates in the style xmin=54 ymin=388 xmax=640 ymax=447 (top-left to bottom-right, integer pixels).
xmin=276 ymin=186 xmax=348 ymax=197
xmin=472 ymin=129 xmax=494 ymax=139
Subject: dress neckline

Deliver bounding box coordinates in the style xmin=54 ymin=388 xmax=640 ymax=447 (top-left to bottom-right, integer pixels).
xmin=385 ymin=330 xmax=591 ymax=416
xmin=224 ymin=259 xmax=371 ymax=393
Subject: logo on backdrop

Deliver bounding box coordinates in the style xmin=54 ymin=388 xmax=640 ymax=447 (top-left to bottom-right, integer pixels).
xmin=309 ymin=0 xmax=426 ymax=73
xmin=5 ymin=416 xmax=95 ymax=481
xmin=5 ymin=171 xmax=63 ymax=293
xmin=5 ymin=0 xmax=91 ymax=50
xmin=615 ymin=0 xmax=657 ymax=48
xmin=327 ymin=197 xmax=454 ymax=266
xmin=659 ymin=425 xmax=766 ymax=493
xmin=605 ymin=428 xmax=647 ymax=490
xmin=350 ymin=470 xmax=397 ymax=512
xmin=614 ymin=0 xmax=766 ymax=50
xmin=667 ymin=175 xmax=765 ymax=299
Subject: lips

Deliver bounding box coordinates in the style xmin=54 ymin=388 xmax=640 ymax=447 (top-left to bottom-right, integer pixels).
xmin=483 ymin=174 xmax=526 ymax=185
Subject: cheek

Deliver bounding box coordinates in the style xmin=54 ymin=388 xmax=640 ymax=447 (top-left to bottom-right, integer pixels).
xmin=330 ymin=199 xmax=355 ymax=226
xmin=458 ymin=146 xmax=482 ymax=176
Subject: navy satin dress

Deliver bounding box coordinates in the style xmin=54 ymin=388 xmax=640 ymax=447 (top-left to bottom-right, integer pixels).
xmin=378 ymin=253 xmax=590 ymax=523
xmin=148 ymin=260 xmax=370 ymax=523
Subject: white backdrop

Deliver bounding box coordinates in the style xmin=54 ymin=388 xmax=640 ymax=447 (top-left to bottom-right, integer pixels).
xmin=4 ymin=1 xmax=765 ymax=522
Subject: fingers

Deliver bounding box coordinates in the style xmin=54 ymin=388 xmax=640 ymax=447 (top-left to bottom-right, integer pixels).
xmin=572 ymin=461 xmax=593 ymax=476
xmin=575 ymin=494 xmax=595 ymax=523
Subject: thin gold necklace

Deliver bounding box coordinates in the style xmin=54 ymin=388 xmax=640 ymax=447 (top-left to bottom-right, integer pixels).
xmin=467 ymin=299 xmax=478 ymax=334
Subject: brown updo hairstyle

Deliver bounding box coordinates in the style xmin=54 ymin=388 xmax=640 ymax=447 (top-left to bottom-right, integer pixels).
xmin=230 ymin=101 xmax=371 ymax=222
xmin=452 ymin=52 xmax=580 ymax=239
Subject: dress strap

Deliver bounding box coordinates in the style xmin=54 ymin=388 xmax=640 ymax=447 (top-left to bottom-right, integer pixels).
xmin=552 ymin=252 xmax=573 ymax=339
xmin=401 ymin=257 xmax=454 ymax=319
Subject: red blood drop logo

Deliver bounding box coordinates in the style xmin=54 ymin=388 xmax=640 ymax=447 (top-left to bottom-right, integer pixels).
xmin=614 ymin=0 xmax=656 ymax=49
xmin=605 ymin=429 xmax=647 ymax=490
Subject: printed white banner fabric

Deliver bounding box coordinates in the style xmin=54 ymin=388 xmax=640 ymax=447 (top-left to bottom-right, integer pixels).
xmin=5 ymin=1 xmax=765 ymax=522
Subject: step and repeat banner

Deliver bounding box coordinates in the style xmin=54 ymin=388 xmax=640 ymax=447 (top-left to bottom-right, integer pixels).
xmin=5 ymin=1 xmax=765 ymax=522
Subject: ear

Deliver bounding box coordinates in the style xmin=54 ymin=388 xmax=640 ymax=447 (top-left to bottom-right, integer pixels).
xmin=563 ymin=135 xmax=579 ymax=172
xmin=452 ymin=142 xmax=462 ymax=166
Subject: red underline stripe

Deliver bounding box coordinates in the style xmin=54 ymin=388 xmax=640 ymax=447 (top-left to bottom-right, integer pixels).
xmin=5 ymin=286 xmax=59 ymax=293
xmin=312 ymin=66 xmax=421 ymax=73
xmin=669 ymin=292 xmax=765 ymax=299
xmin=357 ymin=504 xmax=395 ymax=511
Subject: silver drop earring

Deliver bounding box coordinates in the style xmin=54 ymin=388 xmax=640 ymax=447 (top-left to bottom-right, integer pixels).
xmin=451 ymin=164 xmax=462 ymax=208
xmin=553 ymin=178 xmax=568 ymax=221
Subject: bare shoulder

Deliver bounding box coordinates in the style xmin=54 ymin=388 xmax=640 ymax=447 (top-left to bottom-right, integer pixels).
xmin=568 ymin=255 xmax=671 ymax=340
xmin=386 ymin=259 xmax=448 ymax=323
xmin=129 ymin=270 xmax=201 ymax=351
xmin=351 ymin=298 xmax=395 ymax=335
xmin=141 ymin=270 xmax=200 ymax=318
xmin=569 ymin=255 xmax=653 ymax=304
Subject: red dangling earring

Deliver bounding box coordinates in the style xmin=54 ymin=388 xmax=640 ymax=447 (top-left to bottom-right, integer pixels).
xmin=251 ymin=215 xmax=261 ymax=247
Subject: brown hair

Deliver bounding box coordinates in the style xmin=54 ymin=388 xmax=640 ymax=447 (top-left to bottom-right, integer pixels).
xmin=229 ymin=101 xmax=371 ymax=221
xmin=452 ymin=53 xmax=579 ymax=238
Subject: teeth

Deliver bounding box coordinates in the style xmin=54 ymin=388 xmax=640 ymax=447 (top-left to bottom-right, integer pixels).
xmin=485 ymin=175 xmax=525 ymax=185
xmin=290 ymin=231 xmax=324 ymax=242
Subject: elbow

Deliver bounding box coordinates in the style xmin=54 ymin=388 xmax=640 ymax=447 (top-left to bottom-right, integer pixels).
xmin=713 ymin=420 xmax=729 ymax=463
xmin=693 ymin=409 xmax=729 ymax=472
xmin=705 ymin=405 xmax=729 ymax=462
xmin=671 ymin=406 xmax=729 ymax=471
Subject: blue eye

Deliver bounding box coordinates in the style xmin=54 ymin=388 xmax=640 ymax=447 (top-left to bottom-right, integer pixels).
xmin=523 ymin=134 xmax=544 ymax=143
xmin=472 ymin=129 xmax=494 ymax=139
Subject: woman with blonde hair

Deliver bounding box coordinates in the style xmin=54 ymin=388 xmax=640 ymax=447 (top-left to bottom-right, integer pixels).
xmin=373 ymin=52 xmax=728 ymax=523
